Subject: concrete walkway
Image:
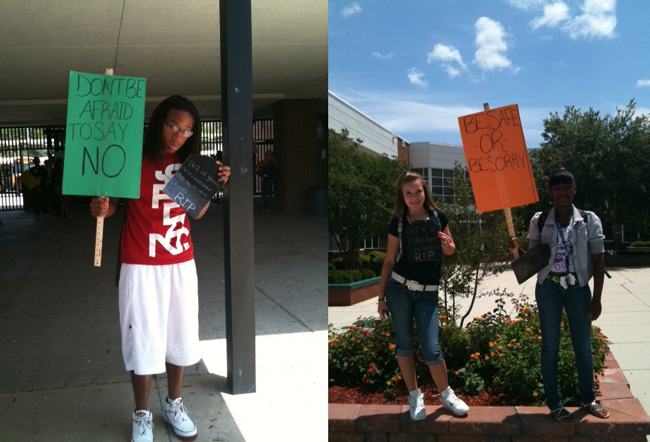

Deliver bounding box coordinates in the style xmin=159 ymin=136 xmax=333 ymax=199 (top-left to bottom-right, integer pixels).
xmin=329 ymin=266 xmax=650 ymax=439
xmin=0 ymin=197 xmax=327 ymax=442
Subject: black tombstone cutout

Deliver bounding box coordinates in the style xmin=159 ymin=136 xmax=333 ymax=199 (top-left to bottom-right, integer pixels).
xmin=407 ymin=220 xmax=442 ymax=263
xmin=511 ymin=242 xmax=551 ymax=284
xmin=163 ymin=154 xmax=224 ymax=219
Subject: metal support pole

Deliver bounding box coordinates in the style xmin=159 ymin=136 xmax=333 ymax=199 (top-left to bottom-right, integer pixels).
xmin=220 ymin=0 xmax=256 ymax=394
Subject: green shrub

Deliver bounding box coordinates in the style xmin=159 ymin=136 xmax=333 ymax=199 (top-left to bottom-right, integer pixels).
xmin=630 ymin=241 xmax=646 ymax=247
xmin=358 ymin=254 xmax=371 ymax=267
xmin=328 ymin=270 xmax=354 ymax=284
xmin=367 ymin=251 xmax=386 ymax=275
xmin=328 ymin=268 xmax=378 ymax=283
xmin=328 ymin=294 xmax=610 ymax=404
xmin=328 ymin=263 xmax=336 ymax=271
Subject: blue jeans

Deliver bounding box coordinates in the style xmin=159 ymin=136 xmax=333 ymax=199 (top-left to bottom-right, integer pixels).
xmin=384 ymin=277 xmax=444 ymax=366
xmin=535 ymin=279 xmax=595 ymax=410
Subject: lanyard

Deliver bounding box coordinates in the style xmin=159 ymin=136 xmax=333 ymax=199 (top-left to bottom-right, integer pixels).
xmin=555 ymin=217 xmax=573 ymax=274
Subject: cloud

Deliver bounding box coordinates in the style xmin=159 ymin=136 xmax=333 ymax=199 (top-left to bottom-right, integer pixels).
xmin=341 ymin=3 xmax=362 ymax=18
xmin=526 ymin=0 xmax=617 ymax=39
xmin=505 ymin=0 xmax=547 ymax=11
xmin=636 ymin=79 xmax=650 ymax=87
xmin=473 ymin=17 xmax=516 ymax=72
xmin=407 ymin=68 xmax=428 ymax=88
xmin=530 ymin=2 xmax=570 ymax=29
xmin=372 ymin=52 xmax=394 ymax=60
xmin=427 ymin=44 xmax=467 ymax=78
xmin=565 ymin=0 xmax=616 ymax=39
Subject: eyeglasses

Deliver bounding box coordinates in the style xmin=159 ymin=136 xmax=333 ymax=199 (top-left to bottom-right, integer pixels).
xmin=164 ymin=120 xmax=194 ymax=138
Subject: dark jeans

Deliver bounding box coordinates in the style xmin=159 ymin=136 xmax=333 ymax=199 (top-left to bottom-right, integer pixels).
xmin=261 ymin=179 xmax=274 ymax=212
xmin=535 ymin=279 xmax=595 ymax=410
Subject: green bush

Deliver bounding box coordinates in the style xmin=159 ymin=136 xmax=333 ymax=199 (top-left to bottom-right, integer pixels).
xmin=367 ymin=251 xmax=386 ymax=275
xmin=630 ymin=241 xmax=650 ymax=247
xmin=328 ymin=268 xmax=377 ymax=283
xmin=328 ymin=294 xmax=610 ymax=404
xmin=328 ymin=270 xmax=354 ymax=284
xmin=328 ymin=263 xmax=336 ymax=271
xmin=358 ymin=254 xmax=371 ymax=267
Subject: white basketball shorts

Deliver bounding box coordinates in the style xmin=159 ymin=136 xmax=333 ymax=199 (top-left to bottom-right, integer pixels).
xmin=118 ymin=260 xmax=201 ymax=375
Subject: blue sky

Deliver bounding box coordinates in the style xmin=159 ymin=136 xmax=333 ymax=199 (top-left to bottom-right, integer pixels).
xmin=329 ymin=0 xmax=650 ymax=148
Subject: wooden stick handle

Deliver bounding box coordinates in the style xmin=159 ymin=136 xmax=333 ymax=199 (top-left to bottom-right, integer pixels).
xmin=504 ymin=208 xmax=519 ymax=259
xmin=94 ymin=216 xmax=104 ymax=267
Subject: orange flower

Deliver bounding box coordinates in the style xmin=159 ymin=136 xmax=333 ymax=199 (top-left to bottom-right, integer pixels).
xmin=484 ymin=356 xmax=490 ymax=362
xmin=533 ymin=392 xmax=538 ymax=397
xmin=455 ymin=371 xmax=460 ymax=376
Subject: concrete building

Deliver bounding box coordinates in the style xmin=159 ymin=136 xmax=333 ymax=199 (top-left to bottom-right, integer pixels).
xmin=328 ymin=91 xmax=466 ymax=203
xmin=328 ymin=91 xmax=409 ymax=163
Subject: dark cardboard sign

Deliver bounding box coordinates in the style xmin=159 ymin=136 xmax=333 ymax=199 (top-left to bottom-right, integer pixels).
xmin=511 ymin=242 xmax=551 ymax=284
xmin=407 ymin=220 xmax=442 ymax=263
xmin=162 ymin=154 xmax=224 ymax=219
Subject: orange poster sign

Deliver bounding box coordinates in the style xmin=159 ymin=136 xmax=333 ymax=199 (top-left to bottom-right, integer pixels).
xmin=458 ymin=104 xmax=538 ymax=213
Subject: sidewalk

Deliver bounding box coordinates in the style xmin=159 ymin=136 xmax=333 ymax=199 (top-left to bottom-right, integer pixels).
xmin=329 ymin=266 xmax=650 ymax=439
xmin=0 ymin=197 xmax=327 ymax=442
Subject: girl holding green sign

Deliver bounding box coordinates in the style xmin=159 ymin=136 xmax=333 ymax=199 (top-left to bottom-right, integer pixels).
xmin=90 ymin=95 xmax=230 ymax=442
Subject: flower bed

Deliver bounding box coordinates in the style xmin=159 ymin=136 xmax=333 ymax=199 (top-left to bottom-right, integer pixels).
xmin=328 ymin=295 xmax=650 ymax=440
xmin=329 ymin=352 xmax=650 ymax=441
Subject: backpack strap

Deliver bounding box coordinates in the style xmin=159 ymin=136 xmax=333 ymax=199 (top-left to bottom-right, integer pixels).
xmin=397 ymin=215 xmax=404 ymax=262
xmin=538 ymin=208 xmax=588 ymax=233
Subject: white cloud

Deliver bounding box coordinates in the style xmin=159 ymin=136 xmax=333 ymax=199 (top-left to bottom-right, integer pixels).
xmin=505 ymin=0 xmax=547 ymax=11
xmin=427 ymin=44 xmax=467 ymax=78
xmin=473 ymin=17 xmax=515 ymax=72
xmin=636 ymin=79 xmax=650 ymax=87
xmin=530 ymin=2 xmax=570 ymax=29
xmin=341 ymin=3 xmax=362 ymax=18
xmin=565 ymin=0 xmax=616 ymax=39
xmin=372 ymin=52 xmax=394 ymax=60
xmin=406 ymin=68 xmax=428 ymax=88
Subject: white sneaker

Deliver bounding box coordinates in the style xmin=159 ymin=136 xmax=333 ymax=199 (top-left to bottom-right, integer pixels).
xmin=162 ymin=396 xmax=198 ymax=441
xmin=132 ymin=410 xmax=154 ymax=442
xmin=408 ymin=388 xmax=426 ymax=420
xmin=440 ymin=386 xmax=469 ymax=416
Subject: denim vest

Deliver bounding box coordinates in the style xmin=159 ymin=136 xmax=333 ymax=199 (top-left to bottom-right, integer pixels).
xmin=527 ymin=206 xmax=605 ymax=287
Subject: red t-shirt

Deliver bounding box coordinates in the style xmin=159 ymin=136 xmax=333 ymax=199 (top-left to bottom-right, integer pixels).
xmin=120 ymin=154 xmax=194 ymax=265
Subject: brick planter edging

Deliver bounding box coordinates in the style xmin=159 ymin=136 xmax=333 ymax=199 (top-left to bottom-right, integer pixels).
xmin=329 ymin=352 xmax=650 ymax=442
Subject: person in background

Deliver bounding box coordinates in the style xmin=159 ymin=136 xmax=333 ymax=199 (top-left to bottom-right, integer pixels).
xmin=509 ymin=168 xmax=608 ymax=423
xmin=29 ymin=156 xmax=50 ymax=218
xmin=90 ymin=95 xmax=230 ymax=442
xmin=52 ymin=158 xmax=72 ymax=219
xmin=377 ymin=171 xmax=469 ymax=421
xmin=256 ymin=150 xmax=278 ymax=214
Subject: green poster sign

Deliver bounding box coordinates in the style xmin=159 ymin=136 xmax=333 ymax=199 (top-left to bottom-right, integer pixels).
xmin=62 ymin=71 xmax=146 ymax=198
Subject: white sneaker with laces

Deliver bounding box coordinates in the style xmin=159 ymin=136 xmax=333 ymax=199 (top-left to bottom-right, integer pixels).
xmin=408 ymin=388 xmax=426 ymax=420
xmin=162 ymin=396 xmax=198 ymax=441
xmin=440 ymin=386 xmax=469 ymax=416
xmin=132 ymin=410 xmax=154 ymax=442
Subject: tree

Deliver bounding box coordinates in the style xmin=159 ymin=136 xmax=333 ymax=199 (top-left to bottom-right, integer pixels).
xmin=522 ymin=100 xmax=650 ymax=236
xmin=439 ymin=163 xmax=512 ymax=328
xmin=328 ymin=128 xmax=409 ymax=269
